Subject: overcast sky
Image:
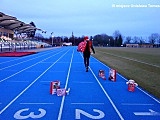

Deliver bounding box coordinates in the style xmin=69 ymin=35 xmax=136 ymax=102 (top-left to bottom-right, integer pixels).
xmin=0 ymin=0 xmax=160 ymax=38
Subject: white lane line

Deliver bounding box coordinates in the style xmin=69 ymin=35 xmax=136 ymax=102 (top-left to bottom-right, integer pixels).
xmin=0 ymin=50 xmax=55 ymax=65
xmin=79 ymin=53 xmax=124 ymax=119
xmin=0 ymin=57 xmax=25 ymax=65
xmin=71 ymin=103 xmax=104 ymax=105
xmin=92 ymin=56 xmax=160 ymax=104
xmin=20 ymin=103 xmax=54 ymax=105
xmin=121 ymin=103 xmax=154 ymax=106
xmin=0 ymin=49 xmax=69 ymax=115
xmin=119 ymin=74 xmax=160 ymax=104
xmin=58 ymin=49 xmax=74 ymax=120
xmin=0 ymin=50 xmax=57 ymax=71
xmin=89 ymin=67 xmax=124 ymax=120
xmin=0 ymin=50 xmax=64 ymax=83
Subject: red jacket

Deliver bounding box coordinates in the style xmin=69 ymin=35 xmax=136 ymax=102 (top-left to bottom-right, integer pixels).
xmin=77 ymin=41 xmax=95 ymax=53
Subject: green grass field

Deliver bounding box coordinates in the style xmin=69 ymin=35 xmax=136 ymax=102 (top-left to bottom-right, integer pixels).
xmin=93 ymin=47 xmax=160 ymax=99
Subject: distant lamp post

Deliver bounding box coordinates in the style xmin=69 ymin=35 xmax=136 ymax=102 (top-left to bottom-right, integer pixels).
xmin=109 ymin=39 xmax=110 ymax=47
xmin=51 ymin=32 xmax=54 ymax=46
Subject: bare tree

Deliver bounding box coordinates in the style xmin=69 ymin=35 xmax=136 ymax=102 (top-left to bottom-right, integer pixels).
xmin=148 ymin=33 xmax=159 ymax=44
xmin=125 ymin=36 xmax=132 ymax=44
xmin=113 ymin=30 xmax=121 ymax=39
xmin=133 ymin=36 xmax=139 ymax=43
xmin=113 ymin=30 xmax=123 ymax=46
xmin=139 ymin=37 xmax=145 ymax=44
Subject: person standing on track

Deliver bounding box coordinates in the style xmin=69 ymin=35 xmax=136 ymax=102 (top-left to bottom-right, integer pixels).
xmin=83 ymin=36 xmax=95 ymax=72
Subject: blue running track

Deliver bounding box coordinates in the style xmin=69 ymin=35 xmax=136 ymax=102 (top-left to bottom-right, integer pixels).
xmin=0 ymin=46 xmax=160 ymax=120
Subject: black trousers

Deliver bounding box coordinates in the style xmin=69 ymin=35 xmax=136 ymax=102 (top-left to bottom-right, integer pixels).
xmin=83 ymin=53 xmax=90 ymax=67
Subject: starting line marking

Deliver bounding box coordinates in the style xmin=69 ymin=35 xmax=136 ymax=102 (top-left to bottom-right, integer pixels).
xmin=71 ymin=103 xmax=104 ymax=105
xmin=73 ymin=81 xmax=94 ymax=84
xmin=58 ymin=49 xmax=74 ymax=120
xmin=0 ymin=50 xmax=69 ymax=115
xmin=25 ymin=70 xmax=43 ymax=73
xmin=92 ymin=56 xmax=160 ymax=104
xmin=48 ymin=71 xmax=65 ymax=73
xmin=89 ymin=67 xmax=124 ymax=120
xmin=80 ymin=53 xmax=124 ymax=120
xmin=134 ymin=109 xmax=160 ymax=116
xmin=3 ymin=70 xmax=18 ymax=72
xmin=121 ymin=103 xmax=154 ymax=106
xmin=74 ymin=70 xmax=83 ymax=72
xmin=7 ymin=81 xmax=29 ymax=83
xmin=20 ymin=103 xmax=54 ymax=105
xmin=40 ymin=81 xmax=52 ymax=82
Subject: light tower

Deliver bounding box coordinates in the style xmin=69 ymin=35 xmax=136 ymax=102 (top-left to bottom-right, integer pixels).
xmin=72 ymin=31 xmax=75 ymax=46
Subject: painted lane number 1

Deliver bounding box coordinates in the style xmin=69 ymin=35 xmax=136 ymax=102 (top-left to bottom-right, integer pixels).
xmin=75 ymin=109 xmax=105 ymax=119
xmin=14 ymin=108 xmax=46 ymax=119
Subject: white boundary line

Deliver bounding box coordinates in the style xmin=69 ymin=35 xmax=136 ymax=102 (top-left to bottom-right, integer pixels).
xmin=89 ymin=67 xmax=124 ymax=120
xmin=91 ymin=56 xmax=160 ymax=104
xmin=79 ymin=53 xmax=124 ymax=120
xmin=0 ymin=49 xmax=69 ymax=115
xmin=58 ymin=49 xmax=74 ymax=120
xmin=0 ymin=50 xmax=57 ymax=71
xmin=0 ymin=49 xmax=57 ymax=65
xmin=0 ymin=49 xmax=65 ymax=83
xmin=119 ymin=74 xmax=160 ymax=104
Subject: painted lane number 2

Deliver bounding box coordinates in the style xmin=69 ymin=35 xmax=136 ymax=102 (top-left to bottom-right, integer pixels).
xmin=14 ymin=108 xmax=46 ymax=119
xmin=76 ymin=109 xmax=105 ymax=119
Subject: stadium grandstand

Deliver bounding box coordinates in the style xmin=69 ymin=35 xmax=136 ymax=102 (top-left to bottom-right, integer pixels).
xmin=0 ymin=12 xmax=51 ymax=52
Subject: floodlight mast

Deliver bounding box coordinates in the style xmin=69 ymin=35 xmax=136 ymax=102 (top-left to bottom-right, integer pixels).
xmin=51 ymin=32 xmax=54 ymax=46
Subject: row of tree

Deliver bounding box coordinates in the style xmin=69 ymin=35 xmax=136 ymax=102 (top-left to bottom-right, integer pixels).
xmin=35 ymin=30 xmax=160 ymax=47
xmin=125 ymin=33 xmax=160 ymax=44
xmin=35 ymin=30 xmax=123 ymax=47
xmin=26 ymin=21 xmax=160 ymax=47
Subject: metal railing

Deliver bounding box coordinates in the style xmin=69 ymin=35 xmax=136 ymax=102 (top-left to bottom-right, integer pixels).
xmin=0 ymin=41 xmax=51 ymax=52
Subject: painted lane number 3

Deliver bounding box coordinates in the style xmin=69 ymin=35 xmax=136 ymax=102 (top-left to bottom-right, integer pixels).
xmin=14 ymin=108 xmax=46 ymax=119
xmin=76 ymin=109 xmax=105 ymax=119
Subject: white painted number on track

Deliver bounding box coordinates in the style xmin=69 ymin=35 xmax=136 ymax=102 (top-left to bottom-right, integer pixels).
xmin=75 ymin=109 xmax=105 ymax=119
xmin=14 ymin=108 xmax=46 ymax=119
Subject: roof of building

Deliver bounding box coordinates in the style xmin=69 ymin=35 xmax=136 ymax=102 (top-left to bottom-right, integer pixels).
xmin=0 ymin=12 xmax=45 ymax=34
